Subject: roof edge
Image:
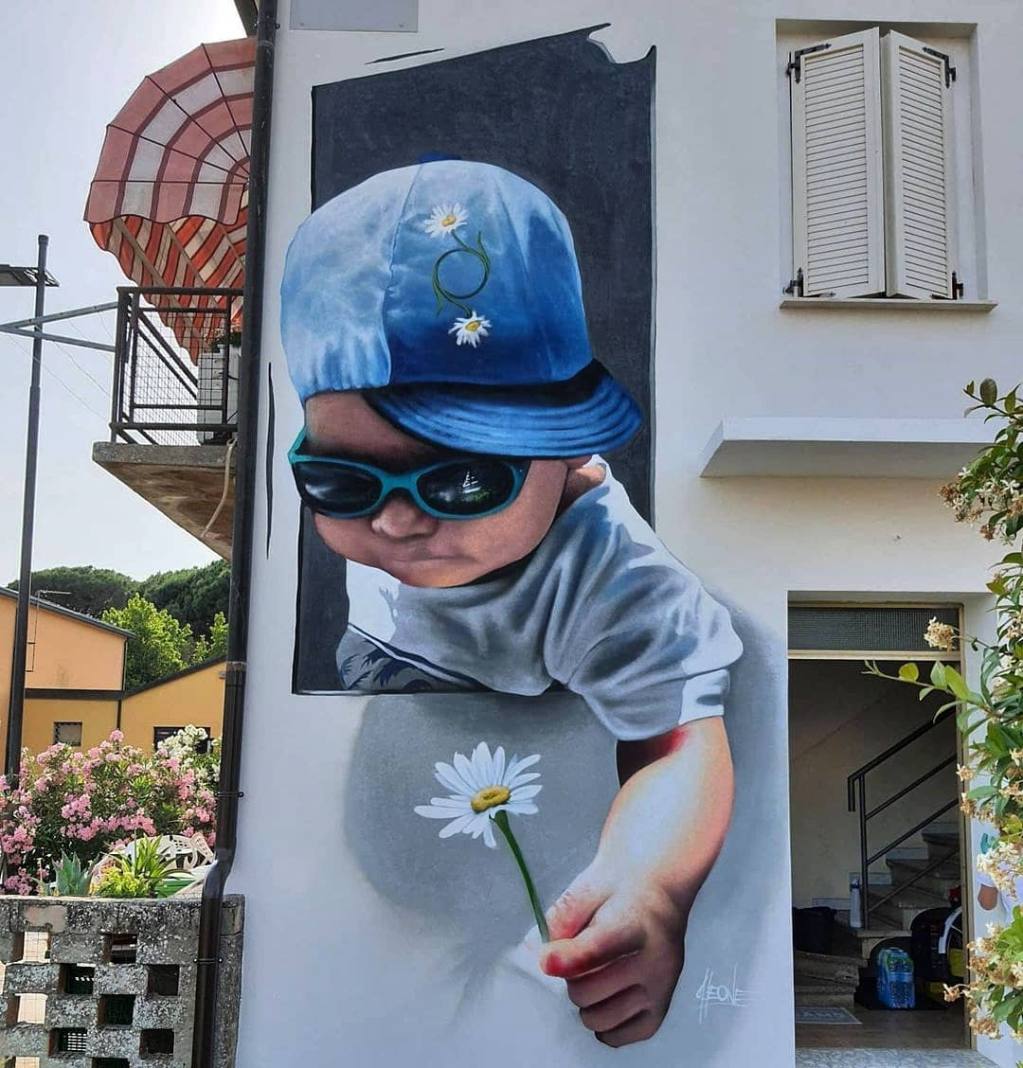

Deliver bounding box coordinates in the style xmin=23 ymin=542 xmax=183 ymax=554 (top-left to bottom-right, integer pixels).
xmin=121 ymin=656 xmax=227 ymax=699
xmin=0 ymin=586 xmax=133 ymax=638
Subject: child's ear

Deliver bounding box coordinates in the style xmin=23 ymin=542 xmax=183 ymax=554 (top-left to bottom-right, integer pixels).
xmin=564 ymin=455 xmax=594 ymax=471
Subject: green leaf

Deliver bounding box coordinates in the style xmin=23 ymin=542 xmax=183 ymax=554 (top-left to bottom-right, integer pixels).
xmin=980 ymin=378 xmax=1000 ymax=405
xmin=930 ymin=661 xmax=948 ymax=689
xmin=965 ymin=380 xmax=976 ymax=397
xmin=899 ymin=663 xmax=920 ymax=682
xmin=969 ymin=784 xmax=1000 ymax=800
xmin=943 ymin=665 xmax=970 ymax=701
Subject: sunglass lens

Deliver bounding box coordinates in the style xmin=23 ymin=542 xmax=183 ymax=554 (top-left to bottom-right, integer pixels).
xmin=418 ymin=460 xmax=517 ymax=516
xmin=294 ymin=461 xmax=382 ymax=516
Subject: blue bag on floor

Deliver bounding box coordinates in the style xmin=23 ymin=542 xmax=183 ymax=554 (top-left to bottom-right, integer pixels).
xmin=877 ymin=947 xmax=915 ymax=1009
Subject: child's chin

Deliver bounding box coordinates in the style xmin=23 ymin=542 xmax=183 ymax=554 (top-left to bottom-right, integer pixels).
xmin=377 ymin=557 xmax=483 ymax=588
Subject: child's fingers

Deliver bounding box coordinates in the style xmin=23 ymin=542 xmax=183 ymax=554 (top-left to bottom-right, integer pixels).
xmin=579 ymin=984 xmax=648 ymax=1034
xmin=542 ymin=917 xmax=645 ymax=979
xmin=565 ymin=955 xmax=640 ymax=1009
xmin=595 ymin=1009 xmax=661 ymax=1049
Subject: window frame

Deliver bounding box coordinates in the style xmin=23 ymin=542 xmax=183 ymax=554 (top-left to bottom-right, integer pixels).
xmin=53 ymin=722 xmax=83 ymax=747
xmin=777 ymin=22 xmax=982 ymax=305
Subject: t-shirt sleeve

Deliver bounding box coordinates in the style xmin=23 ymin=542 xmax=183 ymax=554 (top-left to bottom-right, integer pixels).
xmin=542 ymin=491 xmax=743 ymax=740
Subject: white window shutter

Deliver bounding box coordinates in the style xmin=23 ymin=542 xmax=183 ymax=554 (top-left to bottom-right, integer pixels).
xmin=790 ymin=28 xmax=885 ymax=298
xmin=881 ymin=32 xmax=957 ymax=299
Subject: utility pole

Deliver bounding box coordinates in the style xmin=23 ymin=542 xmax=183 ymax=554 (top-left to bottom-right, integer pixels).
xmin=5 ymin=236 xmax=52 ymax=780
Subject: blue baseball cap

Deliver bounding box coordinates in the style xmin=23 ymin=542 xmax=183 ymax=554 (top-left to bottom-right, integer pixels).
xmin=280 ymin=160 xmax=641 ymax=456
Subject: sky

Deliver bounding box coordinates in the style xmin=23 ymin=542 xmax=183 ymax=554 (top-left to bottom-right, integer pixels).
xmin=0 ymin=2 xmax=246 ymax=584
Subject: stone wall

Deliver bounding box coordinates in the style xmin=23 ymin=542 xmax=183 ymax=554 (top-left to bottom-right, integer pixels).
xmin=0 ymin=895 xmax=242 ymax=1068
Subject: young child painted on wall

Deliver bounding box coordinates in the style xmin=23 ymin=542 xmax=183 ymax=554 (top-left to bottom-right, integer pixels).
xmin=280 ymin=160 xmax=743 ymax=1048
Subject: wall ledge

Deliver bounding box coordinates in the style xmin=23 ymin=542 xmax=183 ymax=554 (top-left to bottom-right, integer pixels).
xmin=699 ymin=417 xmax=992 ymax=478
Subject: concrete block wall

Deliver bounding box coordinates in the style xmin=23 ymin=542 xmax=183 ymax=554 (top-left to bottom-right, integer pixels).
xmin=0 ymin=896 xmax=242 ymax=1068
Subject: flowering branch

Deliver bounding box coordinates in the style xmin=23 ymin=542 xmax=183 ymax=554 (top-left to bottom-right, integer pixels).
xmin=869 ymin=378 xmax=1023 ymax=1043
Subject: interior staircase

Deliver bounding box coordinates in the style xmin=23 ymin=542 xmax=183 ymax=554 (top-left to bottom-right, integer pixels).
xmin=795 ymin=824 xmax=961 ymax=1008
xmin=855 ymin=823 xmax=960 ymax=958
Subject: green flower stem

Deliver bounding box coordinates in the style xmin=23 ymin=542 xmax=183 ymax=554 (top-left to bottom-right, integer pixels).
xmin=493 ymin=809 xmax=549 ymax=943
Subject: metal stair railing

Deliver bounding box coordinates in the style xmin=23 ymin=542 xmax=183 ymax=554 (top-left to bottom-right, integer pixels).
xmin=847 ymin=706 xmax=958 ymax=928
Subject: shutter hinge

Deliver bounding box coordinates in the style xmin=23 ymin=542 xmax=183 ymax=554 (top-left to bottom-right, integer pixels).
xmin=923 ymin=47 xmax=956 ymax=88
xmin=784 ymin=269 xmax=805 ymax=297
xmin=786 ymin=43 xmax=831 ymax=83
xmin=952 ymin=272 xmax=964 ymax=300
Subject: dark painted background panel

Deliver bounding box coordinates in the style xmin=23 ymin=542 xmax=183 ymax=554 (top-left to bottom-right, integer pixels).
xmin=295 ymin=27 xmax=654 ymax=692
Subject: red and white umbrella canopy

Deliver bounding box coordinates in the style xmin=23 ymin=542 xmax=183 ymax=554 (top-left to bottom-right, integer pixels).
xmin=84 ymin=38 xmax=255 ymax=362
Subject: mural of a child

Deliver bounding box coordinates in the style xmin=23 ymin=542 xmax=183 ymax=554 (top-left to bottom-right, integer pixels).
xmin=280 ymin=159 xmax=743 ymax=1047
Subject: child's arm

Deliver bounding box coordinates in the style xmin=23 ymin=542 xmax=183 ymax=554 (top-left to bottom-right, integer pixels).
xmin=540 ymin=717 xmax=733 ymax=1047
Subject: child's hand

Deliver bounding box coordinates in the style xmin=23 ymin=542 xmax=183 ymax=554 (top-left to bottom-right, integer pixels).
xmin=540 ymin=861 xmax=687 ymax=1047
xmin=539 ymin=717 xmax=734 ymax=1047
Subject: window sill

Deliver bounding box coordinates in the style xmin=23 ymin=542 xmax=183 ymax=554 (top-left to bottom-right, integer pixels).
xmin=780 ymin=297 xmax=997 ymax=313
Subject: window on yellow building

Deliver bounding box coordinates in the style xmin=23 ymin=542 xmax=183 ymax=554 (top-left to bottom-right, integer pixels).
xmin=153 ymin=727 xmax=211 ymax=754
xmin=53 ymin=722 xmax=83 ymax=747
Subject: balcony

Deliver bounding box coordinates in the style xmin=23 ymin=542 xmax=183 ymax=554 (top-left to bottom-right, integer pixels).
xmin=92 ymin=286 xmax=242 ymax=559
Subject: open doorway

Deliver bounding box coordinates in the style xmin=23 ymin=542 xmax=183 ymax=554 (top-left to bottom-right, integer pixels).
xmin=789 ymin=603 xmax=971 ymax=1053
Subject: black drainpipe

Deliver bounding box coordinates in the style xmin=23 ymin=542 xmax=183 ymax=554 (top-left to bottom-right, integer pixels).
xmin=192 ymin=2 xmax=277 ymax=1064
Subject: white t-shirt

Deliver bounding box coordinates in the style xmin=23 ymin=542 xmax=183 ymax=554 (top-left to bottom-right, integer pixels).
xmin=337 ymin=460 xmax=743 ymax=740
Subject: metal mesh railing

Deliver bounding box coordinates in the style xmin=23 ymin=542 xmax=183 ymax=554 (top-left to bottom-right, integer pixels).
xmin=110 ymin=287 xmax=242 ymax=446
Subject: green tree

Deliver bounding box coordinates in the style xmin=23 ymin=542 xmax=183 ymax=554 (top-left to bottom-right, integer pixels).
xmin=192 ymin=610 xmax=228 ymax=663
xmin=138 ymin=559 xmax=229 ymax=636
xmin=8 ymin=566 xmax=136 ymax=617
xmin=102 ymin=595 xmax=193 ymax=690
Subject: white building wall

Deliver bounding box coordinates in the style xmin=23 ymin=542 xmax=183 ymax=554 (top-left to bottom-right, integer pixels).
xmin=233 ymin=1 xmax=1023 ymax=1065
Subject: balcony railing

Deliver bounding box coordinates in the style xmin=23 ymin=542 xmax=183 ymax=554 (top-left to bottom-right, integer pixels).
xmin=110 ymin=286 xmax=242 ymax=446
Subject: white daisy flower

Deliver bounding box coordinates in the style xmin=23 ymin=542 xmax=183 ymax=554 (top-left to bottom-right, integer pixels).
xmin=414 ymin=742 xmax=541 ymax=849
xmin=449 ymin=311 xmax=492 ymax=348
xmin=423 ymin=203 xmax=468 ymax=237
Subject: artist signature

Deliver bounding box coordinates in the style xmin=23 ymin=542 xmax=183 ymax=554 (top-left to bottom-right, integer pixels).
xmin=695 ymin=965 xmax=749 ymax=1024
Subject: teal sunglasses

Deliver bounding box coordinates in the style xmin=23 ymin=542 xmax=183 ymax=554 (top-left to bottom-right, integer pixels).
xmin=288 ymin=429 xmax=530 ymax=520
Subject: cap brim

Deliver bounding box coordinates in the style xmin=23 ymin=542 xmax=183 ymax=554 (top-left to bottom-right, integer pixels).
xmin=365 ymin=362 xmax=642 ymax=457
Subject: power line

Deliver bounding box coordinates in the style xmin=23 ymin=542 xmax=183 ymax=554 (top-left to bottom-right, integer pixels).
xmin=4 ymin=335 xmax=108 ymax=423
xmin=52 ymin=337 xmax=112 ymax=400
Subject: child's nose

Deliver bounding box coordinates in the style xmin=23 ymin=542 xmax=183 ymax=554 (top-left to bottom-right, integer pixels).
xmin=369 ymin=491 xmax=439 ymax=538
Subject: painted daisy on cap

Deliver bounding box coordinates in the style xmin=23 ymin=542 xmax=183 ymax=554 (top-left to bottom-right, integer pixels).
xmin=449 ymin=311 xmax=492 ymax=348
xmin=414 ymin=742 xmax=541 ymax=848
xmin=423 ymin=202 xmax=468 ymax=238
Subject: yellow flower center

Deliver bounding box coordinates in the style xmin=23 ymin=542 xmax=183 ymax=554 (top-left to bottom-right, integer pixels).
xmin=471 ymin=785 xmax=511 ymax=813
xmin=441 ymin=213 xmax=458 ymax=228
xmin=465 ymin=320 xmax=481 ymax=333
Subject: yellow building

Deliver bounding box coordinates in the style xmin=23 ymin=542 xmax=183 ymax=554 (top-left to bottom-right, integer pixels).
xmin=2 ymin=588 xmax=224 ymax=760
xmin=2 ymin=588 xmax=127 ymax=763
xmin=119 ymin=659 xmax=225 ymax=753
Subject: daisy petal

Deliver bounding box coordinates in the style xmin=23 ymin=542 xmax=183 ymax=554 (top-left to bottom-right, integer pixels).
xmin=483 ymin=820 xmax=497 ymax=848
xmin=438 ymin=813 xmax=477 ymax=838
xmin=510 ymin=784 xmax=542 ymax=801
xmin=493 ymin=746 xmax=506 ymax=784
xmin=435 ymin=760 xmax=475 ymax=796
xmin=473 ymin=741 xmax=494 ymax=785
xmin=454 ymin=751 xmax=483 ymax=792
xmin=505 ymin=801 xmax=539 ymax=816
xmin=412 ymin=803 xmax=467 ymax=820
xmin=414 ymin=805 xmax=464 ymax=820
xmin=505 ymin=753 xmax=541 ymax=782
xmin=507 ymin=771 xmax=541 ymax=789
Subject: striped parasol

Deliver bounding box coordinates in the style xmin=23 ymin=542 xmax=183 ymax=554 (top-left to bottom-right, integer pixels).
xmin=84 ymin=38 xmax=255 ymax=362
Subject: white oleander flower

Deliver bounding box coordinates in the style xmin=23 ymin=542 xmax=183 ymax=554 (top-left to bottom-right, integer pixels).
xmin=423 ymin=203 xmax=467 ymax=237
xmin=414 ymin=742 xmax=541 ymax=848
xmin=449 ymin=311 xmax=491 ymax=348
